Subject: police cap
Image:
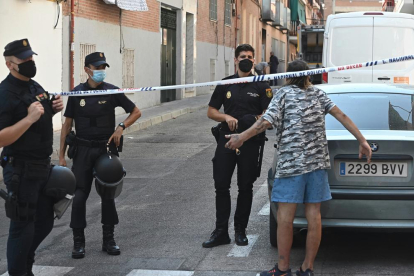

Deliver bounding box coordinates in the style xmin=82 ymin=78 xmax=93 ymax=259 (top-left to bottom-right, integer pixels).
xmin=85 ymin=52 xmax=110 ymax=68
xmin=3 ymin=39 xmax=37 ymax=59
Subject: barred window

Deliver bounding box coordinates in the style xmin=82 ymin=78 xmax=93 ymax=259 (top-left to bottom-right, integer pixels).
xmin=210 ymin=0 xmax=217 ymax=21
xmin=122 ymin=49 xmax=135 ymax=89
xmin=225 ymin=0 xmax=232 ymax=26
xmin=80 ymin=43 xmax=96 ymax=83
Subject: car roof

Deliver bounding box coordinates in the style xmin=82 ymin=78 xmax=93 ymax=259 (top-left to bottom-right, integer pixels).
xmin=315 ymin=83 xmax=414 ymax=95
xmin=327 ymin=12 xmax=414 ymax=20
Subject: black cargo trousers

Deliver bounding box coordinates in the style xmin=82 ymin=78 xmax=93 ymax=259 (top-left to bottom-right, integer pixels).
xmin=70 ymin=145 xmax=119 ymax=229
xmin=3 ymin=159 xmax=54 ymax=276
xmin=212 ymin=131 xmax=260 ymax=231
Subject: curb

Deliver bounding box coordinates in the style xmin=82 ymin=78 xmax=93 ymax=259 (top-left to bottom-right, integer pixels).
xmin=0 ymin=103 xmax=208 ymax=183
xmin=123 ymin=104 xmax=207 ymax=135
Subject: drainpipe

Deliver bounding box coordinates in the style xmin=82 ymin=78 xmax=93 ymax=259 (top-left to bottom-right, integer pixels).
xmin=234 ymin=0 xmax=238 ymax=72
xmin=70 ymin=0 xmax=75 ymax=90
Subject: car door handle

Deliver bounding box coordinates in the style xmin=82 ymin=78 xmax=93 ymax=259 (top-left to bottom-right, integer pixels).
xmin=378 ymin=77 xmax=390 ymax=80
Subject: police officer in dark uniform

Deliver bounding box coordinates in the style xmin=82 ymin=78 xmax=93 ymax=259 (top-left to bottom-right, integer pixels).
xmin=59 ymin=52 xmax=141 ymax=259
xmin=203 ymin=44 xmax=273 ymax=248
xmin=0 ymin=39 xmax=64 ymax=276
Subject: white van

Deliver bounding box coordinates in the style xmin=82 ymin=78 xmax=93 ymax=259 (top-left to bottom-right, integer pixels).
xmin=322 ymin=12 xmax=414 ymax=84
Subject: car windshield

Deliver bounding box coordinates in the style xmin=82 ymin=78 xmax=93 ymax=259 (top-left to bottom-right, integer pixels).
xmin=326 ymin=93 xmax=414 ymax=131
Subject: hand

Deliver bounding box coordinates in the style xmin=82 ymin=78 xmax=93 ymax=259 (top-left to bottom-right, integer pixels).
xmin=225 ymin=115 xmax=238 ymax=131
xmin=52 ymin=95 xmax=64 ymax=113
xmin=225 ymin=134 xmax=244 ymax=150
xmin=59 ymin=157 xmax=67 ymax=167
xmin=108 ymin=127 xmax=123 ymax=147
xmin=359 ymin=141 xmax=372 ymax=164
xmin=26 ymin=102 xmax=44 ymax=123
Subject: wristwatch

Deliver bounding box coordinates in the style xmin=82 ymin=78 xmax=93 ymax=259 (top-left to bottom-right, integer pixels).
xmin=118 ymin=122 xmax=126 ymax=130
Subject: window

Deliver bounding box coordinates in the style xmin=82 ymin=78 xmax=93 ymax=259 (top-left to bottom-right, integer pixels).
xmin=225 ymin=0 xmax=232 ymax=26
xmin=80 ymin=43 xmax=96 ymax=83
xmin=210 ymin=0 xmax=217 ymax=21
xmin=210 ymin=59 xmax=216 ymax=90
xmin=122 ymin=49 xmax=135 ymax=89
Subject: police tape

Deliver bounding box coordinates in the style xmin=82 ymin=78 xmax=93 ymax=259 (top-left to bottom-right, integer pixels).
xmin=50 ymin=54 xmax=414 ymax=97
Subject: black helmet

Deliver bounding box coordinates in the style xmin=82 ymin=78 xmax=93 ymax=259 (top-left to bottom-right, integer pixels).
xmin=43 ymin=165 xmax=76 ymax=219
xmin=93 ymin=153 xmax=126 ymax=199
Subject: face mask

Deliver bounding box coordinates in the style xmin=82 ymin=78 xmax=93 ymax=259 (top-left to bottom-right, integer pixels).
xmin=89 ymin=70 xmax=106 ymax=83
xmin=239 ymin=59 xmax=253 ymax=73
xmin=13 ymin=60 xmax=37 ymax=78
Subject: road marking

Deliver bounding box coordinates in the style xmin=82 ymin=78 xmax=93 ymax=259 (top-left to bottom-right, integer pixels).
xmin=227 ymin=234 xmax=259 ymax=257
xmin=258 ymin=202 xmax=270 ymax=216
xmin=1 ymin=265 xmax=74 ymax=276
xmin=126 ymin=270 xmax=194 ymax=276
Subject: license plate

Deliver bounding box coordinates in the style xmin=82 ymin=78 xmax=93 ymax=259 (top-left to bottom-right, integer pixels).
xmin=339 ymin=162 xmax=408 ymax=177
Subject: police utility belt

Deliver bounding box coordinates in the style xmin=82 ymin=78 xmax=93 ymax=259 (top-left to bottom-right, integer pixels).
xmin=0 ymin=156 xmax=51 ymax=221
xmin=65 ymin=131 xmax=123 ymax=159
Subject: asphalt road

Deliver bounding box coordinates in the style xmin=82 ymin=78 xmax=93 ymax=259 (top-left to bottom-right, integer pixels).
xmin=1 ymin=108 xmax=414 ymax=276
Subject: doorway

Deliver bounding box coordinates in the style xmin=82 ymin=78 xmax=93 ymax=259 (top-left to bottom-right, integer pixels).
xmin=160 ymin=8 xmax=177 ymax=103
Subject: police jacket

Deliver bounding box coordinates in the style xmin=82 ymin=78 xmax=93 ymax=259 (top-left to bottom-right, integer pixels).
xmin=0 ymin=74 xmax=54 ymax=160
xmin=64 ymin=81 xmax=136 ymax=140
xmin=208 ymin=73 xmax=273 ymax=132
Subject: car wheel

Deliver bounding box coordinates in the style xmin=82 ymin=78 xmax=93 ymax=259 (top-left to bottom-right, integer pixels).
xmin=269 ymin=207 xmax=277 ymax=247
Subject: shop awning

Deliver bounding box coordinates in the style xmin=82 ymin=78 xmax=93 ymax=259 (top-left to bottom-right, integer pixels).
xmin=102 ymin=0 xmax=148 ymax=11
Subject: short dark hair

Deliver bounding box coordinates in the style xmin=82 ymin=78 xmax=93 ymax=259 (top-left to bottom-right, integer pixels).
xmin=235 ymin=44 xmax=255 ymax=58
xmin=286 ymin=60 xmax=312 ymax=89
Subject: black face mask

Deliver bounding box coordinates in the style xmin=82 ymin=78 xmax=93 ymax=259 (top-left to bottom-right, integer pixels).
xmin=14 ymin=60 xmax=37 ymax=78
xmin=238 ymin=59 xmax=253 ymax=73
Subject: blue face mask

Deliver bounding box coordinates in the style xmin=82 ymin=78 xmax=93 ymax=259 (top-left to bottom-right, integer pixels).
xmin=89 ymin=70 xmax=106 ymax=83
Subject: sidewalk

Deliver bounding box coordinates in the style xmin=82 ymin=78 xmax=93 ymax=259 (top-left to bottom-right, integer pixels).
xmin=1 ymin=93 xmax=211 ymax=182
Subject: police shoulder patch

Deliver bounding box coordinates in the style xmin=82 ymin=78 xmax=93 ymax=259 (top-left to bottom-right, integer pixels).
xmin=266 ymin=88 xmax=273 ymax=98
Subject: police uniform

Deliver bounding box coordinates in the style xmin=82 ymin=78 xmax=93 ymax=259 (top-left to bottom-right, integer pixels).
xmin=207 ymin=73 xmax=272 ymax=244
xmin=64 ymin=52 xmax=135 ymax=257
xmin=0 ymin=39 xmax=56 ymax=276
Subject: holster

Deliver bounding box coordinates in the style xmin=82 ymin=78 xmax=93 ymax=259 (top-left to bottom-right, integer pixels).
xmin=211 ymin=123 xmax=221 ymax=143
xmin=66 ymin=131 xmax=77 ymax=159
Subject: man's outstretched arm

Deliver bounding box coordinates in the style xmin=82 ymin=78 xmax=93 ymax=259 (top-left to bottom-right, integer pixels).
xmin=225 ymin=117 xmax=272 ymax=150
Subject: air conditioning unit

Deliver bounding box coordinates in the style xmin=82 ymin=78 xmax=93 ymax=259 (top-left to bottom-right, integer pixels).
xmin=262 ymin=0 xmax=276 ymax=22
xmin=272 ymin=1 xmax=285 ymax=27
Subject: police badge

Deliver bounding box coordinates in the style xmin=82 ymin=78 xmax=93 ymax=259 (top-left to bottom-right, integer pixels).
xmin=226 ymin=91 xmax=231 ymax=99
xmin=80 ymin=99 xmax=86 ymax=107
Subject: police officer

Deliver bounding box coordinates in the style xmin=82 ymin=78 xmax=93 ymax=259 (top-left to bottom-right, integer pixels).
xmin=203 ymin=44 xmax=273 ymax=248
xmin=0 ymin=39 xmax=64 ymax=276
xmin=59 ymin=52 xmax=141 ymax=259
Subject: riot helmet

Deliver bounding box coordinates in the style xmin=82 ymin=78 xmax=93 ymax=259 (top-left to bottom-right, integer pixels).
xmin=93 ymin=153 xmax=126 ymax=199
xmin=44 ymin=165 xmax=76 ymax=219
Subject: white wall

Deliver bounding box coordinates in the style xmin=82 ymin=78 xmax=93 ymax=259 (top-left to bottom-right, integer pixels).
xmin=62 ymin=16 xmax=161 ymax=112
xmin=0 ymin=0 xmax=63 ymax=130
xmin=196 ymin=42 xmax=235 ymax=95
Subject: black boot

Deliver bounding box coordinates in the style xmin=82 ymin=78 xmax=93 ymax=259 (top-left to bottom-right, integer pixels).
xmin=202 ymin=228 xmax=231 ymax=248
xmin=235 ymin=227 xmax=248 ymax=246
xmin=72 ymin=228 xmax=86 ymax=259
xmin=102 ymin=225 xmax=121 ymax=255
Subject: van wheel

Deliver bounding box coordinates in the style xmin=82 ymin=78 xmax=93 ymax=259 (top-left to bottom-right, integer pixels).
xmin=269 ymin=208 xmax=277 ymax=247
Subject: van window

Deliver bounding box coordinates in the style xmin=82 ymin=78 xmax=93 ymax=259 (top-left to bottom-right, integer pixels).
xmin=326 ymin=93 xmax=414 ymax=131
xmin=373 ymin=27 xmax=414 ymax=70
xmin=331 ymin=27 xmax=373 ymax=66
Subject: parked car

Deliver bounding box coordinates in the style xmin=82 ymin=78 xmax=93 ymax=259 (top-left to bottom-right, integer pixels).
xmin=267 ymin=83 xmax=414 ymax=247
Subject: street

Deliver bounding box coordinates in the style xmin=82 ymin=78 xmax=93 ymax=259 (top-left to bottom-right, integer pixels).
xmin=0 ymin=108 xmax=413 ymax=276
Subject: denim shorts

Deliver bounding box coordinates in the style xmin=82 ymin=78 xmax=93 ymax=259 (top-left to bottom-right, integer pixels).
xmin=271 ymin=169 xmax=332 ymax=203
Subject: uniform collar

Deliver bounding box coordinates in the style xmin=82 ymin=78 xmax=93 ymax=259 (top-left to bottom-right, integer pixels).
xmin=7 ymin=73 xmax=32 ymax=87
xmin=234 ymin=72 xmax=254 ymax=78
